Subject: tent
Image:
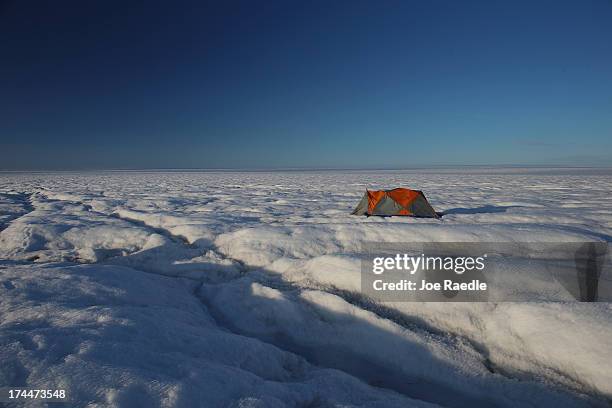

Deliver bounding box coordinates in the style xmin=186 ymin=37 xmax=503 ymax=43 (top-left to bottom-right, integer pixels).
xmin=351 ymin=188 xmax=439 ymax=218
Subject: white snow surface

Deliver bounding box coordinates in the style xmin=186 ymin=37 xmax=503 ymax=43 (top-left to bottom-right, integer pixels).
xmin=1 ymin=169 xmax=611 ymax=407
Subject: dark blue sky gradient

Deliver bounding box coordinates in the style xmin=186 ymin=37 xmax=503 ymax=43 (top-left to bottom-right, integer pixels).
xmin=1 ymin=0 xmax=611 ymax=169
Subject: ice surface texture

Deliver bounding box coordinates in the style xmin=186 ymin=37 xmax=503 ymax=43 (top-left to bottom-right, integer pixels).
xmin=1 ymin=169 xmax=611 ymax=407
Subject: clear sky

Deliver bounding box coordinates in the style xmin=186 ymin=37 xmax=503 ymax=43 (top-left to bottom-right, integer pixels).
xmin=1 ymin=0 xmax=611 ymax=169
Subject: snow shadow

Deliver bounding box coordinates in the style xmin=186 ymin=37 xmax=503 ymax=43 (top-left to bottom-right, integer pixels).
xmin=198 ymin=267 xmax=596 ymax=408
xmin=0 ymin=192 xmax=34 ymax=231
xmin=105 ymin=239 xmax=242 ymax=283
xmin=443 ymin=204 xmax=523 ymax=215
xmin=199 ymin=282 xmax=493 ymax=407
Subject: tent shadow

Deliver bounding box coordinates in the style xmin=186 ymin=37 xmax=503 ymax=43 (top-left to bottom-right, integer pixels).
xmin=443 ymin=205 xmax=523 ymax=215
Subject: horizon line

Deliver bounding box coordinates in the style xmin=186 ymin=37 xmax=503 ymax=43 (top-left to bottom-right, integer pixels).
xmin=1 ymin=164 xmax=612 ymax=173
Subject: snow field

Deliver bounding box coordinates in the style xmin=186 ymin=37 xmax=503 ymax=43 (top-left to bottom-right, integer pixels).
xmin=1 ymin=169 xmax=611 ymax=407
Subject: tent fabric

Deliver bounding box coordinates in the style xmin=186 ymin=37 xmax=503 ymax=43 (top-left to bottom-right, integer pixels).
xmin=367 ymin=190 xmax=386 ymax=214
xmin=351 ymin=188 xmax=439 ymax=218
xmin=372 ymin=195 xmax=403 ymax=215
xmin=352 ymin=194 xmax=369 ymax=216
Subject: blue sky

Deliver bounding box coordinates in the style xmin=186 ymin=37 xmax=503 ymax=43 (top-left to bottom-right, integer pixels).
xmin=1 ymin=0 xmax=611 ymax=169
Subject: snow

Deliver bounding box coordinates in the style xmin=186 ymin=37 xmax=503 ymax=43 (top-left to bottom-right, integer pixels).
xmin=1 ymin=168 xmax=611 ymax=407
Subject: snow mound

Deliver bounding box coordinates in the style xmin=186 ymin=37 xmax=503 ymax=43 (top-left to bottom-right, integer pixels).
xmin=199 ymin=277 xmax=596 ymax=407
xmin=0 ymin=263 xmax=431 ymax=407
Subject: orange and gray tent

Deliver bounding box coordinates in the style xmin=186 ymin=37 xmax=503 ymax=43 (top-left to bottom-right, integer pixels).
xmin=352 ymin=188 xmax=439 ymax=218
